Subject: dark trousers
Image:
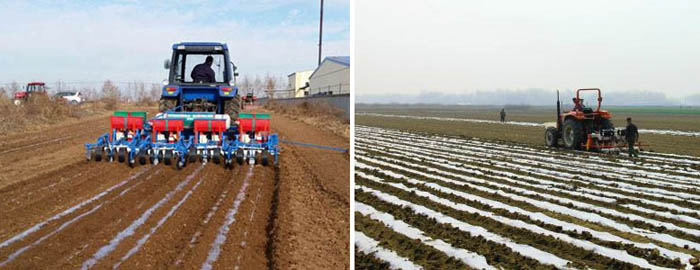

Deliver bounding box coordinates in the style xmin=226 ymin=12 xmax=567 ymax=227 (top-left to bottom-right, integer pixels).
xmin=627 ymin=140 xmax=638 ymax=157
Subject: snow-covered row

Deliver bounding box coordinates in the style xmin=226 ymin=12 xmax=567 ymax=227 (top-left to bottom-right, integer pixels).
xmin=357 ymin=139 xmax=700 ymax=214
xmin=358 ymin=145 xmax=700 ymax=220
xmin=359 ymin=127 xmax=700 ymax=187
xmin=356 ymin=202 xmax=494 ymax=270
xmin=356 ymin=170 xmax=690 ymax=270
xmin=357 ymin=112 xmax=543 ymax=126
xmin=355 ymin=153 xmax=700 ymax=250
xmin=356 ymin=149 xmax=700 ymax=237
xmin=392 ymin=130 xmax=700 ymax=185
xmin=639 ymin=128 xmax=700 ymax=137
xmin=358 ymin=135 xmax=700 ymax=203
xmin=357 ymin=143 xmax=700 ymax=221
xmin=354 ymin=231 xmax=423 ymax=270
xmin=356 ymin=188 xmax=572 ymax=269
xmin=357 ymin=113 xmax=700 ymax=137
xmin=637 ymin=151 xmax=700 ymax=166
xmin=359 ymin=126 xmax=700 ymax=173
xmin=356 ymin=167 xmax=695 ymax=266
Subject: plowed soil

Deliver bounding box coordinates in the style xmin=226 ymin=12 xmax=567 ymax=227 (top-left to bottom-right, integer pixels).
xmin=0 ymin=109 xmax=349 ymax=269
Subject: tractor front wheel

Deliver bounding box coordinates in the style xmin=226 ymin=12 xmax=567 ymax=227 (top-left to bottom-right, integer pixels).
xmin=562 ymin=119 xmax=585 ymax=150
xmin=545 ymin=127 xmax=559 ymax=147
xmin=159 ymin=98 xmax=177 ymax=113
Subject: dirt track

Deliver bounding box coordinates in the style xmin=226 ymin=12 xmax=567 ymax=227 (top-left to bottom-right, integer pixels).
xmin=0 ymin=110 xmax=349 ymax=269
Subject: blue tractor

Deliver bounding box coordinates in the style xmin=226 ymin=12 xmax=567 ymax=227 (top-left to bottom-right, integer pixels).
xmin=84 ymin=42 xmax=280 ymax=168
xmin=160 ymin=42 xmax=241 ymax=120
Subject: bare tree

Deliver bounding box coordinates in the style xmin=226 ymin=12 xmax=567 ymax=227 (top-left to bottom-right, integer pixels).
xmin=264 ymin=73 xmax=277 ymax=99
xmin=80 ymin=86 xmax=97 ymax=101
xmin=253 ymin=75 xmax=263 ymax=97
xmin=149 ymin=84 xmax=160 ymax=103
xmin=102 ymin=80 xmax=121 ymax=110
xmin=54 ymin=80 xmax=66 ymax=95
xmin=239 ymin=75 xmax=251 ymax=95
xmin=9 ymin=81 xmax=20 ymax=93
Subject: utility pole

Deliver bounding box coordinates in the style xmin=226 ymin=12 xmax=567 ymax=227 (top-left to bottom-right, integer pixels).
xmin=318 ymin=0 xmax=324 ymax=66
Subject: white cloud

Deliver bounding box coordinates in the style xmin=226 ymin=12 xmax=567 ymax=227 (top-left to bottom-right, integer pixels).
xmin=0 ymin=1 xmax=349 ymax=85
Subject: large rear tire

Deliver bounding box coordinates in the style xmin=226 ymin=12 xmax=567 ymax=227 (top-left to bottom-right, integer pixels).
xmin=562 ymin=119 xmax=585 ymax=150
xmin=224 ymin=95 xmax=241 ymax=121
xmin=545 ymin=127 xmax=559 ymax=147
xmin=159 ymin=98 xmax=177 ymax=113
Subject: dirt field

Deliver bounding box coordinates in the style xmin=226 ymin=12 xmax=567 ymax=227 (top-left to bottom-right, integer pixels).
xmin=357 ymin=104 xmax=700 ymax=156
xmin=355 ymin=125 xmax=700 ymax=269
xmin=357 ymin=104 xmax=700 ymax=132
xmin=0 ymin=108 xmax=349 ymax=269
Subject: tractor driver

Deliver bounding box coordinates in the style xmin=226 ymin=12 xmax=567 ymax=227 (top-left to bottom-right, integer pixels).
xmin=191 ymin=56 xmax=216 ymax=83
xmin=573 ymin=98 xmax=584 ymax=111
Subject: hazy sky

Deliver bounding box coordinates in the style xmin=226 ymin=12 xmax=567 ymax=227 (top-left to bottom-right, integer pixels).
xmin=356 ymin=0 xmax=700 ymax=98
xmin=0 ymin=0 xmax=348 ymax=85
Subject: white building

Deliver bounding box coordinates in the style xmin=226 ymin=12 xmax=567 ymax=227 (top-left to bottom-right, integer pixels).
xmin=308 ymin=56 xmax=349 ymax=96
xmin=287 ymin=70 xmax=313 ymax=98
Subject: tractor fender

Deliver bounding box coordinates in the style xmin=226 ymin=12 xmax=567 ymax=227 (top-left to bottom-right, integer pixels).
xmin=543 ymin=122 xmax=557 ymax=129
xmin=563 ymin=114 xmax=579 ymax=123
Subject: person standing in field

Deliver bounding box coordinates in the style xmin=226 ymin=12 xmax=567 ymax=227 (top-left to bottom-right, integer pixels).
xmin=499 ymin=108 xmax=506 ymax=122
xmin=625 ymin=117 xmax=639 ymax=158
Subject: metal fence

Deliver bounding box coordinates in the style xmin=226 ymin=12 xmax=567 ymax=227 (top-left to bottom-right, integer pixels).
xmin=262 ymin=83 xmax=350 ymax=99
xmin=307 ymin=83 xmax=350 ymax=97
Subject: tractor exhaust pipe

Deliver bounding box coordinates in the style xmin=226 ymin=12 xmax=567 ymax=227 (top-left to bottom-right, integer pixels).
xmin=556 ymin=90 xmax=561 ymax=130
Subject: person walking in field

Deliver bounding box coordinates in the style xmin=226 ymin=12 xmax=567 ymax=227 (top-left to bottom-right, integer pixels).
xmin=625 ymin=117 xmax=639 ymax=158
xmin=499 ymin=108 xmax=506 ymax=122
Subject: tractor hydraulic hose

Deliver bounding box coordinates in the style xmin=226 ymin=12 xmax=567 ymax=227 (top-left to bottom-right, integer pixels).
xmin=279 ymin=139 xmax=348 ymax=152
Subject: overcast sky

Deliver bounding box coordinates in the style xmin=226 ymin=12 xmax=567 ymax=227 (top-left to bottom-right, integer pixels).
xmin=0 ymin=0 xmax=348 ymax=85
xmin=356 ymin=0 xmax=700 ymax=99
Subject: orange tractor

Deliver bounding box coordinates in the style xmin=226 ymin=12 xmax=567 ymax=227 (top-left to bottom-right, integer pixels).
xmin=545 ymin=88 xmax=619 ymax=152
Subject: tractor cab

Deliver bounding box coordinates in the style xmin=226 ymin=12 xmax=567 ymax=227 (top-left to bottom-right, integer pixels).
xmin=26 ymin=82 xmax=46 ymax=93
xmin=571 ymin=98 xmax=594 ymax=113
xmin=563 ymin=88 xmax=611 ymax=121
xmin=161 ymin=42 xmax=242 ymax=120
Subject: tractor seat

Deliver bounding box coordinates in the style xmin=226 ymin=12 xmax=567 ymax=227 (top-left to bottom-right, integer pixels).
xmin=582 ymin=107 xmax=593 ymax=113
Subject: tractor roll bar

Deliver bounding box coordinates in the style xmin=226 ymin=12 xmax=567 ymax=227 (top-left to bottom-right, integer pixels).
xmin=576 ymin=88 xmax=602 ymax=112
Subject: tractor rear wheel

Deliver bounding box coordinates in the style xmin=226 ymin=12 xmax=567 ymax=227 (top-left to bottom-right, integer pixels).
xmin=224 ymin=95 xmax=241 ymax=121
xmin=159 ymin=98 xmax=177 ymax=113
xmin=545 ymin=127 xmax=559 ymax=147
xmin=562 ymin=119 xmax=585 ymax=150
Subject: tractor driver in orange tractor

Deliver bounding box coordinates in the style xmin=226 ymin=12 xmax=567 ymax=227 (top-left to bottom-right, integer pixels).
xmin=573 ymin=97 xmax=584 ymax=111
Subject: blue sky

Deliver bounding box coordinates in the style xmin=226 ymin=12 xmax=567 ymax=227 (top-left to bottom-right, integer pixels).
xmin=0 ymin=0 xmax=349 ymax=85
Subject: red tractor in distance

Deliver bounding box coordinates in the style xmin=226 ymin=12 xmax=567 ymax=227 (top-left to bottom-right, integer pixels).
xmin=241 ymin=92 xmax=258 ymax=109
xmin=545 ymin=88 xmax=618 ymax=152
xmin=13 ymin=82 xmax=47 ymax=106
